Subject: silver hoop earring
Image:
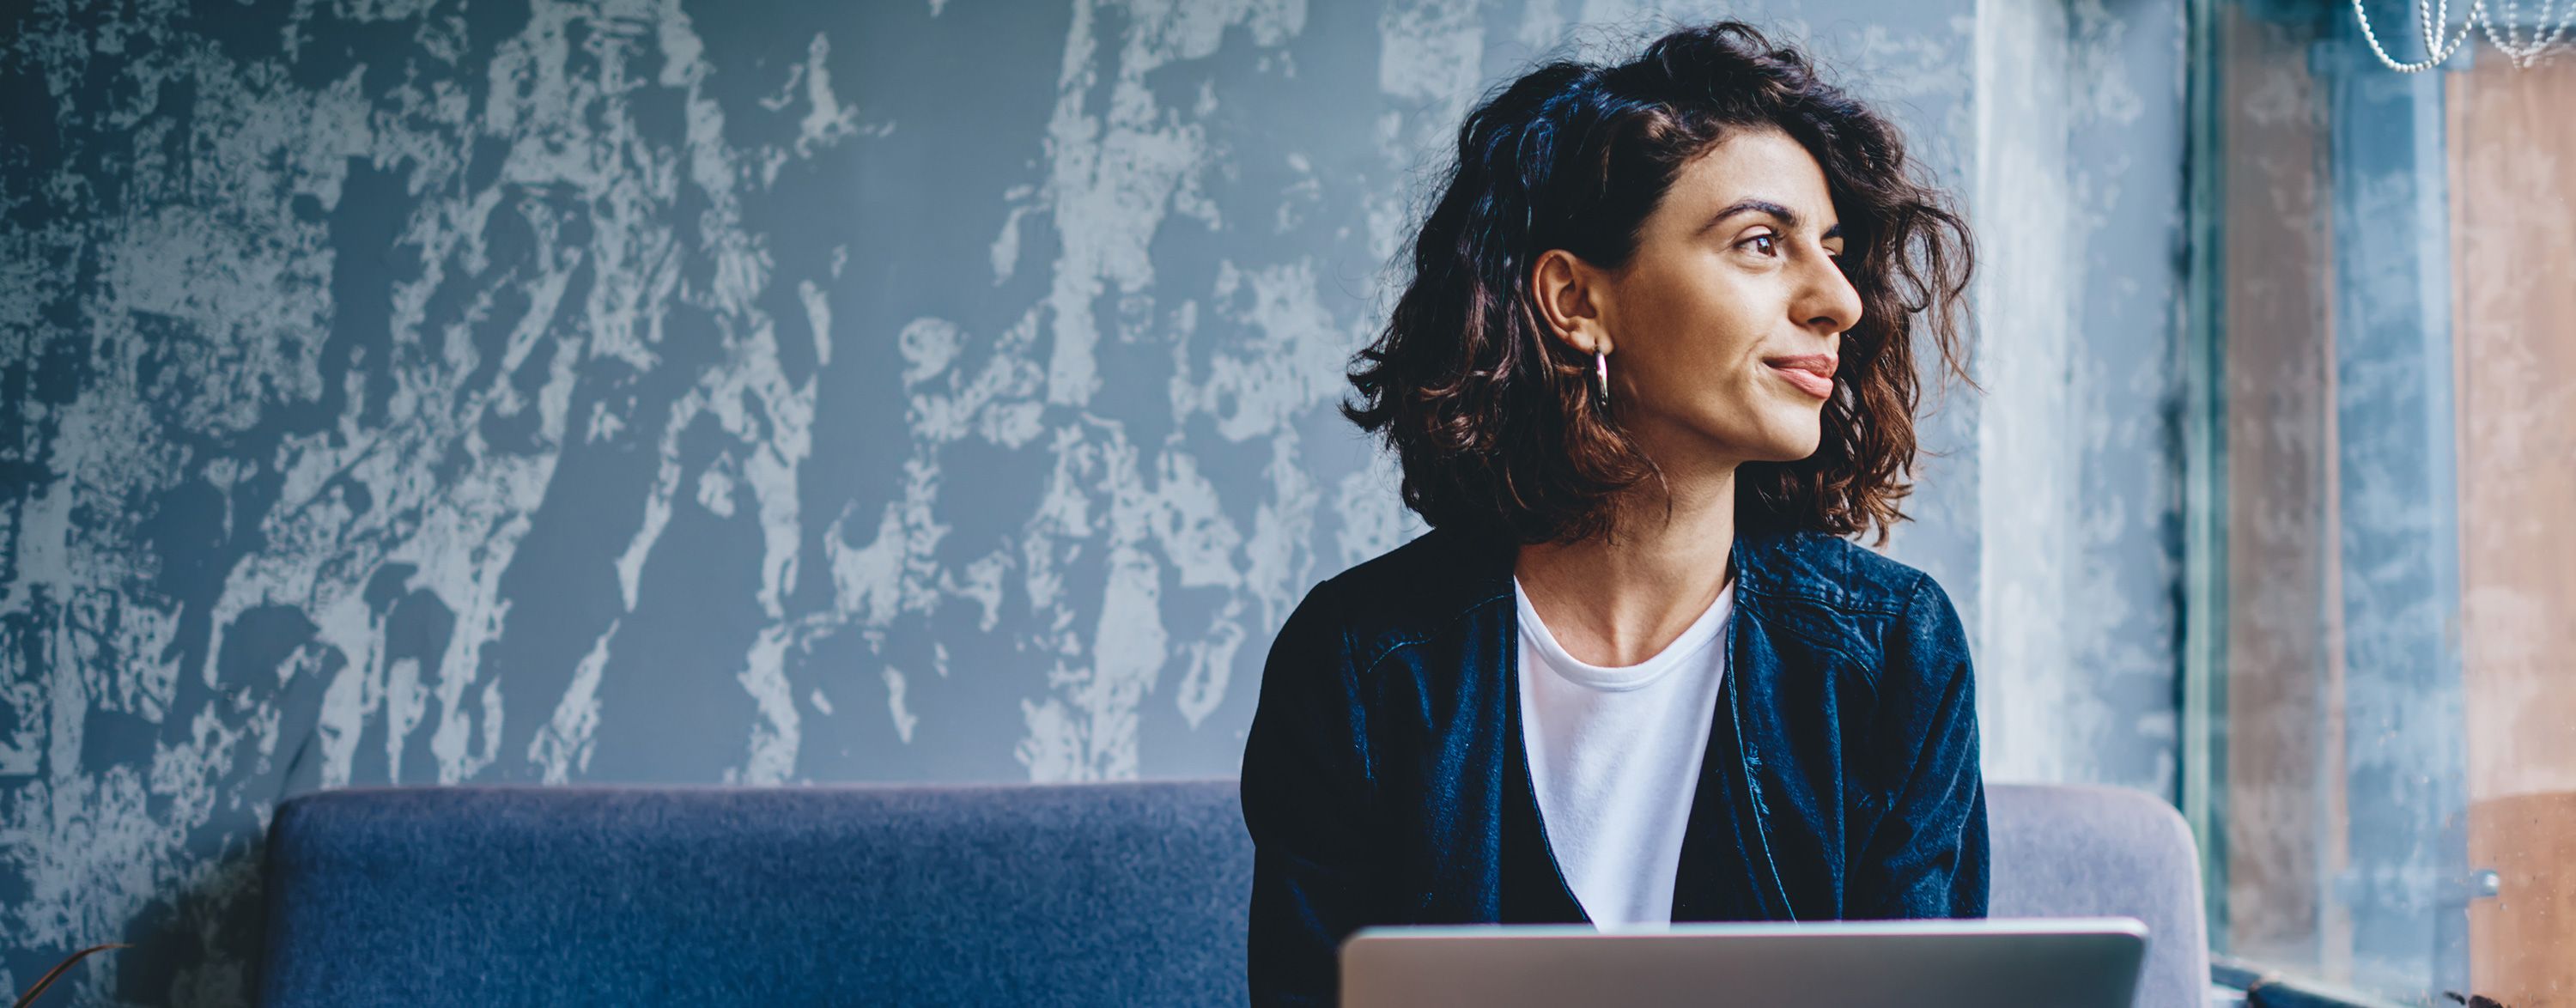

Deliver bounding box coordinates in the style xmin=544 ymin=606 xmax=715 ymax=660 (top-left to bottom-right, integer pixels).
xmin=1593 ymin=348 xmax=1611 ymax=411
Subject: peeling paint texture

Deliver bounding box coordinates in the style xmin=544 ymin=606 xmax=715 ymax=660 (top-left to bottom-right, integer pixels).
xmin=0 ymin=0 xmax=2182 ymax=1002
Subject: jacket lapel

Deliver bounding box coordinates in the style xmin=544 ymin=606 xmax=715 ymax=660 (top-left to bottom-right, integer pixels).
xmin=1672 ymin=534 xmax=1796 ymax=923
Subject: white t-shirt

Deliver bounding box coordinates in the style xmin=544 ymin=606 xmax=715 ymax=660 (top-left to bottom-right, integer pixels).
xmin=1513 ymin=574 xmax=1735 ymax=931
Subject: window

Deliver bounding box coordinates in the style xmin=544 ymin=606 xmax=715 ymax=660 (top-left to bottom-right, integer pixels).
xmin=2183 ymin=1 xmax=2576 ymax=1003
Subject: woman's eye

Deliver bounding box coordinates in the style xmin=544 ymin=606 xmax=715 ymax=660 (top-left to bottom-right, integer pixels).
xmin=1743 ymin=234 xmax=1778 ymax=256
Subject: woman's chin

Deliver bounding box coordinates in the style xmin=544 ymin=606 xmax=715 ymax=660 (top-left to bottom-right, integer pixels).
xmin=1656 ymin=416 xmax=1822 ymax=465
xmin=1758 ymin=439 xmax=1824 ymax=464
xmin=1739 ymin=422 xmax=1824 ymax=464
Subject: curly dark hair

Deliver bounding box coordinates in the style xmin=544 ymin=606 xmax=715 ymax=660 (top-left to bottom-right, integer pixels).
xmin=1343 ymin=21 xmax=1974 ymax=546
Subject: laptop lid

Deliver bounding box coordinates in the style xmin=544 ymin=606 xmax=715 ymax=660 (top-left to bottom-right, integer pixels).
xmin=1340 ymin=916 xmax=2149 ymax=1008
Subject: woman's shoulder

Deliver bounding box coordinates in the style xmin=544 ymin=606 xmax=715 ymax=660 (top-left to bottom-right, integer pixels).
xmin=1289 ymin=525 xmax=1516 ymax=650
xmin=1735 ymin=530 xmax=1972 ymax=684
xmin=1734 ymin=528 xmax=1956 ymax=620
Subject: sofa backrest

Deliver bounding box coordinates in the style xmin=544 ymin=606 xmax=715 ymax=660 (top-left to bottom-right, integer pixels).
xmin=1989 ymin=783 xmax=2210 ymax=1008
xmin=260 ymin=781 xmax=1254 ymax=1006
xmin=261 ymin=780 xmax=2202 ymax=1007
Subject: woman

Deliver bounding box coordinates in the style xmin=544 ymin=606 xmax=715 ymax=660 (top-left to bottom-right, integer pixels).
xmin=1237 ymin=21 xmax=1984 ymax=1006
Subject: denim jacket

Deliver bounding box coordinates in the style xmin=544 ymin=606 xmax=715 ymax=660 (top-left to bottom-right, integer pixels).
xmin=1237 ymin=523 xmax=1988 ymax=1006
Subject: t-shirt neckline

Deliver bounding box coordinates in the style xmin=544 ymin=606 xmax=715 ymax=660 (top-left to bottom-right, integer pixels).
xmin=1512 ymin=575 xmax=1735 ymax=692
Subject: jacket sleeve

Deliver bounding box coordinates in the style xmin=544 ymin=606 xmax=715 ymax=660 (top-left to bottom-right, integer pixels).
xmin=1849 ymin=573 xmax=1990 ymax=920
xmin=1239 ymin=578 xmax=1379 ymax=1007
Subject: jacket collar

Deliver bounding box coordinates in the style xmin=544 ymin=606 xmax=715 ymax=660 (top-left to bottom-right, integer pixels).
xmin=1430 ymin=521 xmax=1783 ymax=612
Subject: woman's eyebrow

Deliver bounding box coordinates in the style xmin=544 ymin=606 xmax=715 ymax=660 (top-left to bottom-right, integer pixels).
xmin=1698 ymin=198 xmax=1840 ymax=240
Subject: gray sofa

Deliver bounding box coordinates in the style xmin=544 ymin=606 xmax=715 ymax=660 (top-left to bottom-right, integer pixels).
xmin=258 ymin=780 xmax=2206 ymax=1006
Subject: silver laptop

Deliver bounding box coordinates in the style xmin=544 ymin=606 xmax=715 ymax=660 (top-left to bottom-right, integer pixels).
xmin=1340 ymin=917 xmax=2148 ymax=1008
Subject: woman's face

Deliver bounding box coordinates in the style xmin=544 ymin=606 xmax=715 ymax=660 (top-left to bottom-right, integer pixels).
xmin=1537 ymin=127 xmax=1865 ymax=472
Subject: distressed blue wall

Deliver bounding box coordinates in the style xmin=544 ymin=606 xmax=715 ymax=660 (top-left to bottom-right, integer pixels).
xmin=1970 ymin=0 xmax=2190 ymax=795
xmin=0 ymin=0 xmax=2182 ymax=1002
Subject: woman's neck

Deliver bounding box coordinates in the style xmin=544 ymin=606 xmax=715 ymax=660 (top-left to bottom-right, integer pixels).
xmin=1513 ymin=465 xmax=1738 ymax=668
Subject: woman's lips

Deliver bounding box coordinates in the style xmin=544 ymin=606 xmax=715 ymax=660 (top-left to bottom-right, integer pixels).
xmin=1765 ymin=354 xmax=1837 ymax=399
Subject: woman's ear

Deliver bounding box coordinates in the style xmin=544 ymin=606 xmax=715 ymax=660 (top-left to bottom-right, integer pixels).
xmin=1529 ymin=248 xmax=1613 ymax=355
